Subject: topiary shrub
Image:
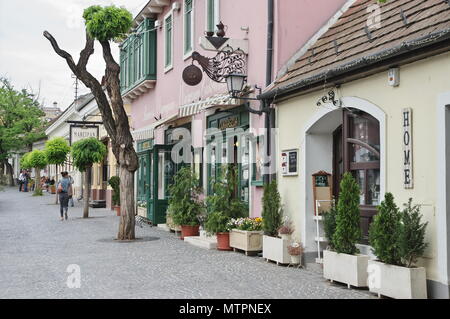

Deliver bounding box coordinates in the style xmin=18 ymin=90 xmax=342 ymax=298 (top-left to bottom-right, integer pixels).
xmin=399 ymin=198 xmax=428 ymax=268
xmin=108 ymin=176 xmax=120 ymax=206
xmin=168 ymin=166 xmax=204 ymax=227
xmin=333 ymin=172 xmax=361 ymax=255
xmin=369 ymin=192 xmax=402 ymax=265
xmin=261 ymin=180 xmax=283 ymax=237
xmin=323 ymin=201 xmax=337 ymax=251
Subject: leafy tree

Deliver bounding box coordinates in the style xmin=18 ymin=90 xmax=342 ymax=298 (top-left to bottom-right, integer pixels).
xmin=108 ymin=176 xmax=120 ymax=206
xmin=399 ymin=199 xmax=428 ymax=268
xmin=333 ymin=172 xmax=361 ymax=255
xmin=261 ymin=180 xmax=283 ymax=237
xmin=45 ymin=137 xmax=71 ymax=203
xmin=168 ymin=166 xmax=204 ymax=227
xmin=27 ymin=150 xmax=47 ymax=196
xmin=369 ymin=192 xmax=402 ymax=265
xmin=20 ymin=152 xmax=32 ymax=169
xmin=0 ymin=78 xmax=46 ymax=185
xmin=323 ymin=201 xmax=337 ymax=251
xmin=43 ymin=5 xmax=138 ymax=240
xmin=71 ymin=137 xmax=106 ymax=218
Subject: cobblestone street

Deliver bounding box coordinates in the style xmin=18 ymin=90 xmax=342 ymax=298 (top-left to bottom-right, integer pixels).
xmin=0 ymin=187 xmax=374 ymax=299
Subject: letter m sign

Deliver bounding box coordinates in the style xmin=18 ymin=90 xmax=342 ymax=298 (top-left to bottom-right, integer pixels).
xmin=403 ymin=108 xmax=413 ymax=189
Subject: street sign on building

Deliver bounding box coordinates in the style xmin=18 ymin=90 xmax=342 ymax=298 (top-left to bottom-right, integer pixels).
xmin=69 ymin=124 xmax=99 ymax=146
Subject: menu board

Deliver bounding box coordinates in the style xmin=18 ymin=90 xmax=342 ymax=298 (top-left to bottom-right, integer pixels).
xmin=281 ymin=149 xmax=298 ymax=176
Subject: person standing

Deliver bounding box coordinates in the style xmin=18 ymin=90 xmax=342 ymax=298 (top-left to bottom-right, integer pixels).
xmin=68 ymin=174 xmax=75 ymax=207
xmin=18 ymin=170 xmax=24 ymax=192
xmin=23 ymin=170 xmax=29 ymax=192
xmin=57 ymin=171 xmax=71 ymax=221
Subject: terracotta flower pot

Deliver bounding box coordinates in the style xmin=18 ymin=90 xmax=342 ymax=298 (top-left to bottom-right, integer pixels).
xmin=180 ymin=225 xmax=200 ymax=240
xmin=216 ymin=232 xmax=232 ymax=251
xmin=113 ymin=206 xmax=121 ymax=216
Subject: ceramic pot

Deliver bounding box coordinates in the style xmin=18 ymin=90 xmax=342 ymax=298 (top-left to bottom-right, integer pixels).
xmin=216 ymin=232 xmax=232 ymax=251
xmin=180 ymin=225 xmax=200 ymax=240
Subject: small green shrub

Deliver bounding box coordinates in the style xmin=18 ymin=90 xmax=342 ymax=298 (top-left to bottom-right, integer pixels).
xmin=33 ymin=188 xmax=43 ymax=196
xmin=333 ymin=172 xmax=361 ymax=255
xmin=399 ymin=199 xmax=428 ymax=268
xmin=204 ymin=211 xmax=230 ymax=235
xmin=323 ymin=202 xmax=337 ymax=251
xmin=108 ymin=176 xmax=120 ymax=206
xmin=262 ymin=180 xmax=282 ymax=237
xmin=369 ymin=192 xmax=402 ymax=265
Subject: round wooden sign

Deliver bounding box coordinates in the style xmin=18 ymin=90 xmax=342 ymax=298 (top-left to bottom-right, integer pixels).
xmin=182 ymin=64 xmax=203 ymax=86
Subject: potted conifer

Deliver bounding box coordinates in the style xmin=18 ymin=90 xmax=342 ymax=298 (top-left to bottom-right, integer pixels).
xmin=368 ymin=195 xmax=428 ymax=299
xmin=323 ymin=172 xmax=369 ymax=288
xmin=168 ymin=167 xmax=204 ymax=240
xmin=262 ymin=180 xmax=291 ymax=265
xmin=205 ymin=165 xmax=247 ymax=251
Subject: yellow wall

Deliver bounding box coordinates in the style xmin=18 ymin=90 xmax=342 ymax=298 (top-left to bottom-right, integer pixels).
xmin=276 ymin=51 xmax=450 ymax=283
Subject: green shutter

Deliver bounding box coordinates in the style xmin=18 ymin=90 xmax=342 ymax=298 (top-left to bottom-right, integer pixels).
xmin=165 ymin=15 xmax=172 ymax=67
xmin=184 ymin=0 xmax=193 ymax=54
xmin=207 ymin=0 xmax=215 ymax=32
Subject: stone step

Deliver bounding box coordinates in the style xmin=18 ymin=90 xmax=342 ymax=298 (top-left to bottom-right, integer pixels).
xmin=157 ymin=224 xmax=171 ymax=232
xmin=184 ymin=235 xmax=217 ymax=250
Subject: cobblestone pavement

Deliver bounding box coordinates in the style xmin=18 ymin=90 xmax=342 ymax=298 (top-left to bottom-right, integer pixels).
xmin=0 ymin=187 xmax=375 ymax=299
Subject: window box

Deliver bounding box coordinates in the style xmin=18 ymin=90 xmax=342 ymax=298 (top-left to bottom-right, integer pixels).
xmin=262 ymin=235 xmax=291 ymax=265
xmin=229 ymin=229 xmax=263 ymax=255
xmin=323 ymin=250 xmax=369 ymax=288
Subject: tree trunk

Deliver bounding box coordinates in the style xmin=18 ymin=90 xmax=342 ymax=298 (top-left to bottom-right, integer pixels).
xmin=55 ymin=165 xmax=59 ymax=204
xmin=117 ymin=166 xmax=135 ymax=240
xmin=4 ymin=161 xmax=14 ymax=186
xmin=83 ymin=169 xmax=90 ymax=218
xmin=34 ymin=168 xmax=41 ymax=194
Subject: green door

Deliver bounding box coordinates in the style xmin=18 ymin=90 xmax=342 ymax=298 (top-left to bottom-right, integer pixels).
xmin=148 ymin=145 xmax=174 ymax=225
xmin=137 ymin=151 xmax=151 ymax=218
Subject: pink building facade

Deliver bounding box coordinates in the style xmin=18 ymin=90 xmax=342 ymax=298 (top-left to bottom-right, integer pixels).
xmin=123 ymin=0 xmax=348 ymax=224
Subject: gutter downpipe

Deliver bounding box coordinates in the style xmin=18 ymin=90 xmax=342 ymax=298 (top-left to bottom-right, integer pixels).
xmin=264 ymin=0 xmax=275 ymax=185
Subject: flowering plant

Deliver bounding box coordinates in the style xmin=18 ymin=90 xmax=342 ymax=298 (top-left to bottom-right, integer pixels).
xmin=278 ymin=217 xmax=294 ymax=235
xmin=137 ymin=201 xmax=147 ymax=208
xmin=287 ymin=241 xmax=304 ymax=256
xmin=228 ymin=217 xmax=263 ymax=231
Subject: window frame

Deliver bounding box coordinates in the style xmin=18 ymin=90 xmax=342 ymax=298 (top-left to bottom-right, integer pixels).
xmin=183 ymin=0 xmax=195 ymax=60
xmin=164 ymin=11 xmax=174 ymax=72
xmin=205 ymin=0 xmax=220 ymax=34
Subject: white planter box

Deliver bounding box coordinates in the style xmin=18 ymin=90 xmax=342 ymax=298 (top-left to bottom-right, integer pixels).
xmin=368 ymin=260 xmax=427 ymax=299
xmin=137 ymin=206 xmax=147 ymax=218
xmin=230 ymin=230 xmax=263 ymax=255
xmin=262 ymin=235 xmax=291 ymax=265
xmin=323 ymin=250 xmax=369 ymax=288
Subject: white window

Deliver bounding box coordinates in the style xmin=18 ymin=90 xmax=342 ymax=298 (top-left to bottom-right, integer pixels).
xmin=206 ymin=0 xmax=219 ymax=34
xmin=183 ymin=0 xmax=194 ymax=58
xmin=164 ymin=12 xmax=173 ymax=71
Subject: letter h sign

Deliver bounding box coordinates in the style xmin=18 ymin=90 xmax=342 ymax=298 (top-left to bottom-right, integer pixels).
xmin=403 ymin=108 xmax=413 ymax=189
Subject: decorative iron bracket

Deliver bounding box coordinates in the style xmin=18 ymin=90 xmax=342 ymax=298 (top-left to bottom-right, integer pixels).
xmin=316 ymin=90 xmax=341 ymax=108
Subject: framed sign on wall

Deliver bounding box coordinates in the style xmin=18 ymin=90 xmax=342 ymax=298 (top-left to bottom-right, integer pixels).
xmin=281 ymin=149 xmax=298 ymax=176
xmin=69 ymin=124 xmax=99 ymax=146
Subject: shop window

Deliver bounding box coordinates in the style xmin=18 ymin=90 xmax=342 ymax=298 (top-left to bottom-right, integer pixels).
xmin=251 ymin=135 xmax=264 ymax=186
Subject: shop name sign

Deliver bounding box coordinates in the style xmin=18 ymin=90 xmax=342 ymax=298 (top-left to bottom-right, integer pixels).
xmin=70 ymin=125 xmax=99 ymax=145
xmin=403 ymin=108 xmax=413 ymax=189
xmin=219 ymin=116 xmax=239 ymax=131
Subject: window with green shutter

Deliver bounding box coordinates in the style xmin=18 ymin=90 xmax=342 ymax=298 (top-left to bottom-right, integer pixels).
xmin=184 ymin=0 xmax=193 ymax=55
xmin=206 ymin=0 xmax=215 ymax=32
xmin=165 ymin=14 xmax=173 ymax=68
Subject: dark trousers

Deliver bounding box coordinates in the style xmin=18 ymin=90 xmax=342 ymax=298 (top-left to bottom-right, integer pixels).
xmin=18 ymin=181 xmax=23 ymax=192
xmin=59 ymin=193 xmax=69 ymax=217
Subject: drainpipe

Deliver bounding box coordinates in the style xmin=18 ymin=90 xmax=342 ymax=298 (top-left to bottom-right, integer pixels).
xmin=264 ymin=0 xmax=275 ymax=185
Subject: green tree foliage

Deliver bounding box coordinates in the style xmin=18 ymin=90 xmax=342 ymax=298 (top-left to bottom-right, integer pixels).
xmin=0 ymin=78 xmax=46 ymax=184
xmin=28 ymin=150 xmax=47 ymax=169
xmin=168 ymin=166 xmax=204 ymax=226
xmin=369 ymin=192 xmax=402 ymax=265
xmin=323 ymin=202 xmax=337 ymax=251
xmin=108 ymin=176 xmax=120 ymax=206
xmin=204 ymin=211 xmax=230 ymax=235
xmin=399 ymin=199 xmax=428 ymax=267
xmin=262 ymin=180 xmax=283 ymax=237
xmin=71 ymin=138 xmax=106 ymax=171
xmin=45 ymin=137 xmax=70 ymax=165
xmin=20 ymin=152 xmax=32 ymax=169
xmin=83 ymin=5 xmax=132 ymax=42
xmin=333 ymin=173 xmax=361 ymax=255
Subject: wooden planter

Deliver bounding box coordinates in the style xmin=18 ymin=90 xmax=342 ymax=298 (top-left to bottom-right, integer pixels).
xmin=137 ymin=206 xmax=147 ymax=218
xmin=262 ymin=235 xmax=291 ymax=265
xmin=323 ymin=250 xmax=369 ymax=288
xmin=112 ymin=205 xmax=121 ymax=216
xmin=229 ymin=229 xmax=263 ymax=255
xmin=368 ymin=260 xmax=427 ymax=299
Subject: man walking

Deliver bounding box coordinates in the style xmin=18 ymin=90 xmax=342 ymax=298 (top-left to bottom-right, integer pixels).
xmin=18 ymin=170 xmax=24 ymax=192
xmin=57 ymin=171 xmax=71 ymax=221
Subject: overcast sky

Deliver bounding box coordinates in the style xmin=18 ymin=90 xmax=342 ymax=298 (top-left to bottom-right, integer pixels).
xmin=0 ymin=0 xmax=147 ymax=110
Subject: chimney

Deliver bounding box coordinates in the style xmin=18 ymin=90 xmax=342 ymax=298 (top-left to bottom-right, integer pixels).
xmin=53 ymin=101 xmax=58 ymax=109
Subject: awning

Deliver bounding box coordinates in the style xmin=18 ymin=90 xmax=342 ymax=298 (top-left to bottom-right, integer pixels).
xmin=131 ymin=113 xmax=178 ymax=141
xmin=179 ymin=94 xmax=239 ymax=117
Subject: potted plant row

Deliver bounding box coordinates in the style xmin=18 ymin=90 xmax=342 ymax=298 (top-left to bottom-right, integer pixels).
xmin=228 ymin=217 xmax=264 ymax=255
xmin=167 ymin=167 xmax=205 ymax=240
xmin=261 ymin=180 xmax=292 ymax=265
xmin=368 ymin=195 xmax=428 ymax=299
xmin=323 ymin=172 xmax=370 ymax=288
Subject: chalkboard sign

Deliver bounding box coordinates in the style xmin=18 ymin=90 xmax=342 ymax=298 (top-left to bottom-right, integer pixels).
xmin=315 ymin=175 xmax=328 ymax=187
xmin=281 ymin=149 xmax=298 ymax=176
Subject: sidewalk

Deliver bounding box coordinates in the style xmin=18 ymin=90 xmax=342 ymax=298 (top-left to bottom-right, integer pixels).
xmin=0 ymin=187 xmax=375 ymax=299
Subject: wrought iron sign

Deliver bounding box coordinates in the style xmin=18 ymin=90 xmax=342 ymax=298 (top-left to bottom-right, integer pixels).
xmin=316 ymin=90 xmax=341 ymax=108
xmin=182 ymin=46 xmax=247 ymax=86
